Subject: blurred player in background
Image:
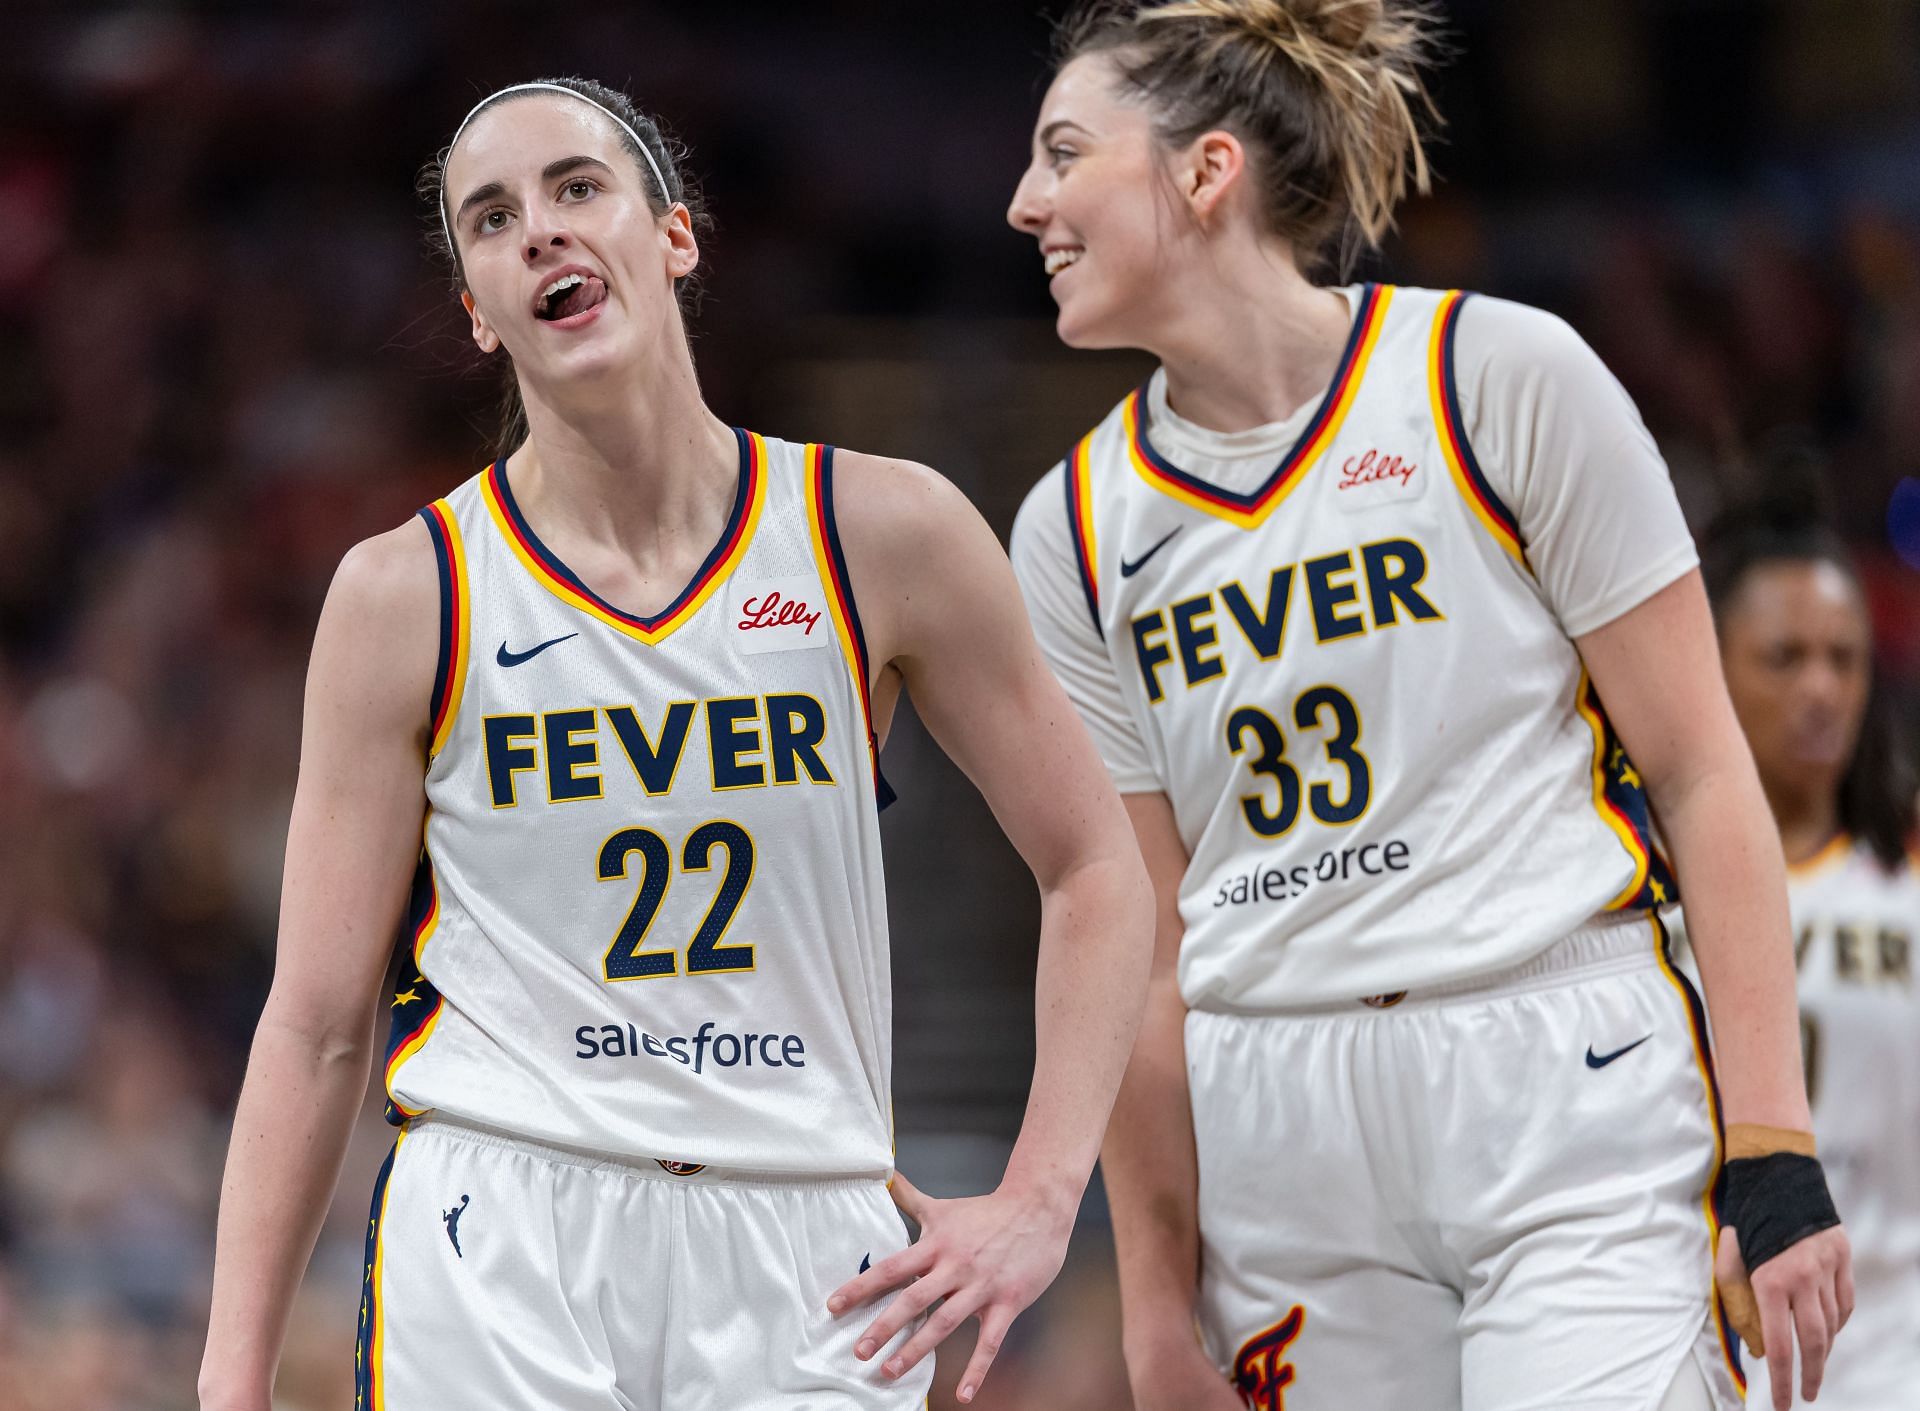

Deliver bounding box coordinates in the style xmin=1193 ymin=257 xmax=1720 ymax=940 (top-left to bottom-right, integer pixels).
xmin=1684 ymin=482 xmax=1919 ymax=1410
xmin=1005 ymin=2 xmax=1851 ymax=1409
xmin=198 ymin=76 xmax=1151 ymax=1410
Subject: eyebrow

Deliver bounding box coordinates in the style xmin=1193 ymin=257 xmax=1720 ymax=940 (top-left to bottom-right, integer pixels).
xmin=453 ymin=155 xmax=618 ymax=227
xmin=1038 ymin=120 xmax=1092 ymax=145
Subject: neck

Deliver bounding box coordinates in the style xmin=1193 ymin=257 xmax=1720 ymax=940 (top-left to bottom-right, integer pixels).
xmin=1146 ymin=239 xmax=1354 ymax=433
xmin=1762 ymin=775 xmax=1844 ymax=866
xmin=511 ymin=327 xmax=737 ymax=551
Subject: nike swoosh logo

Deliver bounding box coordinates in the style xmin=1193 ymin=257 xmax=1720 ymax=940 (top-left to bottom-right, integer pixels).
xmin=1585 ymin=1035 xmax=1651 ymax=1069
xmin=1119 ymin=527 xmax=1182 ymax=578
xmin=496 ymin=633 xmax=578 ymax=668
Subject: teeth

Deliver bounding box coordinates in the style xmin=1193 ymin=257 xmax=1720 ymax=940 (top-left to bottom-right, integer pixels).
xmin=1044 ymin=248 xmax=1083 ymax=276
xmin=540 ymin=272 xmax=585 ymax=302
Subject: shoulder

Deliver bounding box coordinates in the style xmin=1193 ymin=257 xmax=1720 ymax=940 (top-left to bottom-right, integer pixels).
xmin=328 ymin=515 xmax=441 ymax=628
xmin=825 ymin=448 xmax=994 ymax=563
xmin=1011 ymin=461 xmax=1070 ymax=559
xmin=307 ymin=517 xmax=442 ymax=733
xmin=1446 ymin=293 xmax=1620 ymax=398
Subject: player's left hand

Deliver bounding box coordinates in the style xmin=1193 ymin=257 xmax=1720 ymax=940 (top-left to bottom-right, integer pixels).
xmin=826 ymin=1169 xmax=1074 ymax=1404
xmin=1716 ymin=1223 xmax=1854 ymax=1410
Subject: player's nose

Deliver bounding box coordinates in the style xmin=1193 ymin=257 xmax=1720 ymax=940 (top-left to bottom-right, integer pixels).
xmin=1007 ymin=163 xmax=1050 ymax=235
xmin=523 ymin=227 xmax=571 ymax=265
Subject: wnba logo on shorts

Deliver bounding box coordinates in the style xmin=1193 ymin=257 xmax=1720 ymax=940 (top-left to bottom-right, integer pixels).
xmin=1232 ymin=1305 xmax=1305 ymax=1410
xmin=656 ymin=1159 xmax=707 ymax=1176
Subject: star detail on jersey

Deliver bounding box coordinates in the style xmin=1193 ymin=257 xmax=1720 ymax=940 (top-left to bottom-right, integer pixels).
xmin=392 ymin=988 xmax=420 ymax=1007
xmin=496 ymin=632 xmax=578 ymax=668
xmin=1119 ymin=526 xmax=1182 ymax=578
xmin=1650 ymin=879 xmax=1668 ymax=904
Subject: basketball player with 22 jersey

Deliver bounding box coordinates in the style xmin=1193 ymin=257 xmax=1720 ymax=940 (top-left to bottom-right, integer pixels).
xmin=1006 ymin=3 xmax=1851 ymax=1411
xmin=198 ymin=78 xmax=1152 ymax=1410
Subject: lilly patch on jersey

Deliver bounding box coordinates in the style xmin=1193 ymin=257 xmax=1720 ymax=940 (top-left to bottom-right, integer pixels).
xmin=1333 ymin=448 xmax=1425 ymax=509
xmin=730 ymin=574 xmax=829 ymax=655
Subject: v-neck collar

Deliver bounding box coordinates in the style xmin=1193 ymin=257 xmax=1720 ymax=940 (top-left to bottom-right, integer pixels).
xmin=1124 ymin=283 xmax=1392 ymax=529
xmin=480 ymin=428 xmax=767 ymax=645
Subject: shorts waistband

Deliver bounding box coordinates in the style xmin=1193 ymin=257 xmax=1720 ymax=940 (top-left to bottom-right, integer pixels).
xmin=1249 ymin=912 xmax=1667 ymax=1018
xmin=403 ymin=1114 xmax=893 ymax=1190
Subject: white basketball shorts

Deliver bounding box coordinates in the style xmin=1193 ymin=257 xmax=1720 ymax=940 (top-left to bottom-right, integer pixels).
xmin=352 ymin=1117 xmax=931 ymax=1409
xmin=1187 ymin=915 xmax=1748 ymax=1411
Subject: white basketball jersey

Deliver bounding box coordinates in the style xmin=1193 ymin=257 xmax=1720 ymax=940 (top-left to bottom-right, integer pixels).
xmin=382 ymin=431 xmax=895 ymax=1177
xmin=1035 ymin=285 xmax=1683 ymax=1009
xmin=1771 ymin=839 xmax=1920 ymax=1401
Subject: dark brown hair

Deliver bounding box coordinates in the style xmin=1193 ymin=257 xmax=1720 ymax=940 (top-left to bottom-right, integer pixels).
xmin=1057 ymin=0 xmax=1438 ymax=276
xmin=416 ymin=77 xmax=712 ymax=455
xmin=1703 ymin=467 xmax=1917 ymax=868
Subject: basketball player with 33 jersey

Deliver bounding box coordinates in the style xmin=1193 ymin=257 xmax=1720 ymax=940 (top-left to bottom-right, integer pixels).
xmin=198 ymin=79 xmax=1152 ymax=1410
xmin=1007 ymin=4 xmax=1850 ymax=1411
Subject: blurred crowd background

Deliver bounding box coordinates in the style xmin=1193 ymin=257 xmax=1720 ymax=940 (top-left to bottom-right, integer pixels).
xmin=2 ymin=1 xmax=1919 ymax=1407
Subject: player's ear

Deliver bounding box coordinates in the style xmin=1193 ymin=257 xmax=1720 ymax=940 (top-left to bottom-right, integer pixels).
xmin=462 ymin=290 xmax=501 ymax=354
xmin=662 ymin=203 xmax=699 ymax=281
xmin=1181 ymin=129 xmax=1247 ymax=224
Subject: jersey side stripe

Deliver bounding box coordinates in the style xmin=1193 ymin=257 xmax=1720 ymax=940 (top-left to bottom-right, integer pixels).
xmin=478 ymin=430 xmax=767 ymax=645
xmin=1650 ymin=914 xmax=1747 ymax=1394
xmin=382 ymin=850 xmax=445 ymax=1123
xmin=1574 ymin=670 xmax=1679 ymax=910
xmin=353 ymin=1130 xmax=405 ymax=1411
xmin=805 ymin=444 xmax=888 ymax=802
xmin=1063 ymin=436 xmax=1102 ymax=636
xmin=419 ymin=500 xmax=470 ymax=759
xmin=1429 ymin=291 xmax=1529 ymax=566
xmin=1123 ymin=283 xmax=1392 ymax=528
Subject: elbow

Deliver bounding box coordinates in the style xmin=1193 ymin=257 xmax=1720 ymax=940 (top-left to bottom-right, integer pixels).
xmin=255 ymin=987 xmax=378 ymax=1069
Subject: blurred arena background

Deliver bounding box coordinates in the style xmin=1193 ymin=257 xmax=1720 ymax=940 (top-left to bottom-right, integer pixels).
xmin=2 ymin=1 xmax=1919 ymax=1406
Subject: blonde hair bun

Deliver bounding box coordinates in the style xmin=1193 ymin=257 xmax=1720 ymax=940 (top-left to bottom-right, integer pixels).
xmin=1058 ymin=0 xmax=1437 ymax=270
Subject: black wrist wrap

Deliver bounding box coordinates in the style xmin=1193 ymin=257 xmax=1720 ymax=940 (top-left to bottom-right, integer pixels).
xmin=1722 ymin=1152 xmax=1840 ymax=1272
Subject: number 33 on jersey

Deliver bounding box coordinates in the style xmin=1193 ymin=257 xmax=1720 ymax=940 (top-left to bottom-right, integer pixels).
xmin=1020 ymin=285 xmax=1695 ymax=1010
xmin=382 ymin=432 xmax=898 ymax=1178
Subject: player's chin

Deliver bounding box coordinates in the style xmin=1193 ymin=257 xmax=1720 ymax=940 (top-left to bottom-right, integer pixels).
xmin=1052 ymin=299 xmax=1135 ymax=352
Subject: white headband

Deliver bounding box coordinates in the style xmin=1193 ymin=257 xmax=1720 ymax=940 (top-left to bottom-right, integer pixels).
xmin=439 ymin=82 xmax=671 ymax=250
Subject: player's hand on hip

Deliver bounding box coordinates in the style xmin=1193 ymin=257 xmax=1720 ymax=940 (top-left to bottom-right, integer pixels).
xmin=1716 ymin=1223 xmax=1854 ymax=1411
xmin=1123 ymin=1325 xmax=1248 ymax=1411
xmin=826 ymin=1169 xmax=1073 ymax=1404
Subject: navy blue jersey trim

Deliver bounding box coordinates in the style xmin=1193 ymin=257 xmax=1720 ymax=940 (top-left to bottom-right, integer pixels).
xmin=1131 ymin=283 xmax=1380 ymax=511
xmin=418 ymin=506 xmax=454 ymax=738
xmin=1438 ymin=293 xmax=1522 ymax=543
xmin=1062 ymin=450 xmax=1103 ymax=639
xmin=486 ymin=430 xmax=752 ymax=630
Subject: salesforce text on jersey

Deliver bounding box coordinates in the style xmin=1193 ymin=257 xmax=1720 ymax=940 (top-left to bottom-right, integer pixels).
xmin=1212 ymin=838 xmax=1414 ymax=909
xmin=573 ymin=1019 xmax=807 ymax=1074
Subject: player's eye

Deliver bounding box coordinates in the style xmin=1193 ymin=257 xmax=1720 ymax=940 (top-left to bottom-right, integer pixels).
xmin=476 ymin=207 xmax=511 ymax=235
xmin=1047 ymin=145 xmax=1077 ymax=168
xmin=564 ymin=178 xmax=598 ymax=200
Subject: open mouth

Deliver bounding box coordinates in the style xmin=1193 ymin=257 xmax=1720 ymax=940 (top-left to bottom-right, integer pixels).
xmin=536 ymin=272 xmax=610 ymax=322
xmin=1044 ymin=247 xmax=1083 ymax=277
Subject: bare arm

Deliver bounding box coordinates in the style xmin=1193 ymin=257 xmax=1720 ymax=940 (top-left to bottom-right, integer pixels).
xmin=823 ymin=453 xmax=1154 ymax=1401
xmin=200 ymin=522 xmax=441 ymax=1411
xmin=1577 ymin=568 xmax=1851 ymax=1409
xmin=1104 ymin=793 xmax=1244 ymax=1409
